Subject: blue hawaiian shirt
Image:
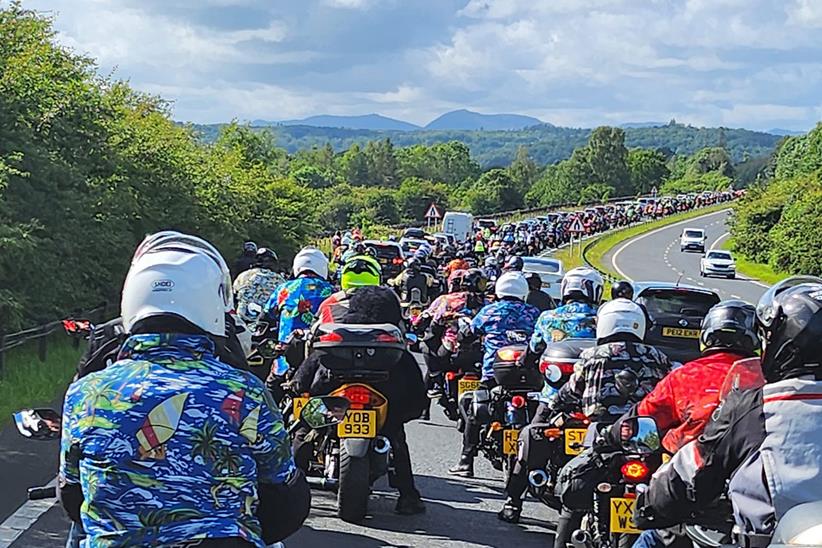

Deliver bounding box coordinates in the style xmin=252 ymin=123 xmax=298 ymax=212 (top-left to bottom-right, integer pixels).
xmin=470 ymin=299 xmax=541 ymax=381
xmin=529 ymin=302 xmax=598 ymax=402
xmin=264 ymin=276 xmax=334 ymax=374
xmin=60 ymin=334 xmax=295 ymax=548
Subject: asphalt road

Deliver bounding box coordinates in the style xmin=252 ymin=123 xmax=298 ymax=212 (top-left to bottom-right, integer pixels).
xmin=2 ymin=358 xmax=557 ymax=548
xmin=603 ymin=209 xmax=768 ymax=304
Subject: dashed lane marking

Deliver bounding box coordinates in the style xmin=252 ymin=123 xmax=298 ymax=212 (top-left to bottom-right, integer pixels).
xmin=0 ymin=478 xmax=57 ymax=548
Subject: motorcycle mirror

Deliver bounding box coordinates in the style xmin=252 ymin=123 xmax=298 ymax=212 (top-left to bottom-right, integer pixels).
xmin=619 ymin=416 xmax=661 ymax=456
xmin=13 ymin=408 xmax=62 ymax=440
xmin=301 ymin=396 xmax=351 ymax=429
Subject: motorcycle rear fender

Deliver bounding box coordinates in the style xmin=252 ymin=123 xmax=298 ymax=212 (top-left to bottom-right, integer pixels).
xmin=342 ymin=438 xmax=372 ymax=458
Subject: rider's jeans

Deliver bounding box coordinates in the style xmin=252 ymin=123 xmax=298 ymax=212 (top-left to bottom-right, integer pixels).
xmin=65 ymin=521 xmax=85 ymax=548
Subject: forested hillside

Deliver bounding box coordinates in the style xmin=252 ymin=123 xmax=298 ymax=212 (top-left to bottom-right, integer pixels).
xmin=191 ymin=122 xmax=782 ymax=168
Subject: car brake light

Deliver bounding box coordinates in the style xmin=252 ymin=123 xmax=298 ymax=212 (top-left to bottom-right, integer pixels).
xmin=498 ymin=348 xmax=523 ymax=362
xmin=393 ymin=258 xmax=404 ymax=265
xmin=511 ymin=395 xmax=526 ymax=408
xmin=319 ymin=332 xmax=344 ymax=343
xmin=376 ymin=333 xmax=400 ymax=343
xmin=621 ymin=460 xmax=650 ymax=483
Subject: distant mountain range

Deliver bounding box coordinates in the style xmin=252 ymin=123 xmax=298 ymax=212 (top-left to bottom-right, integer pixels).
xmin=252 ymin=109 xmax=548 ymax=131
xmin=767 ymin=128 xmax=805 ymax=136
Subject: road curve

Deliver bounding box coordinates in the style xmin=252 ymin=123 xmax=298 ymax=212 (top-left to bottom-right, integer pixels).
xmin=602 ymin=209 xmax=768 ymax=304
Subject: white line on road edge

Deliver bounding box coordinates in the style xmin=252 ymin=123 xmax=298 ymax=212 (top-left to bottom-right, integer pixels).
xmin=610 ymin=209 xmax=731 ymax=281
xmin=0 ymin=478 xmax=57 ymax=548
xmin=710 ymin=231 xmax=730 ymax=250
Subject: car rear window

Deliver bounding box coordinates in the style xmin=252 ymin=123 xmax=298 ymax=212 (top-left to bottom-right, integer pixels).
xmin=684 ymin=230 xmax=704 ymax=238
xmin=369 ymin=245 xmax=401 ymax=259
xmin=523 ymin=259 xmax=561 ymax=274
xmin=637 ymin=289 xmax=719 ymax=319
xmin=706 ymin=251 xmax=732 ymax=260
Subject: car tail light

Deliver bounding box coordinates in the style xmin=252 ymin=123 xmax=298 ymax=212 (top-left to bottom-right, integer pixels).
xmin=319 ymin=332 xmax=343 ymax=343
xmin=376 ymin=333 xmax=400 ymax=343
xmin=511 ymin=395 xmax=526 ymax=408
xmin=393 ymin=258 xmax=404 ymax=265
xmin=497 ymin=348 xmax=524 ymax=362
xmin=540 ymin=359 xmax=575 ymax=376
xmin=339 ymin=384 xmax=386 ymax=410
xmin=621 ymin=460 xmax=650 ymax=483
xmin=445 ymin=372 xmax=458 ymax=381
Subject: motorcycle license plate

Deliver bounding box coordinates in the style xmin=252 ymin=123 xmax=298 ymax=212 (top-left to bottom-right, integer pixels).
xmin=338 ymin=410 xmax=377 ymax=439
xmin=564 ymin=428 xmax=587 ymax=455
xmin=609 ymin=497 xmax=641 ymax=534
xmin=503 ymin=429 xmax=519 ymax=455
xmin=458 ymin=379 xmax=481 ymax=397
xmin=292 ymin=397 xmax=309 ymax=420
xmin=662 ymin=327 xmax=700 ymax=339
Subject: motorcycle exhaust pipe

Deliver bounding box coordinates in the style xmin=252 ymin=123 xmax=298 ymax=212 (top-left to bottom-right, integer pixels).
xmin=528 ymin=470 xmax=549 ymax=489
xmin=571 ymin=529 xmax=593 ymax=548
xmin=373 ymin=436 xmax=391 ymax=455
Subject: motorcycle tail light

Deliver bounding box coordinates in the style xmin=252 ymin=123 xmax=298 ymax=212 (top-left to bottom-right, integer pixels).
xmin=490 ymin=421 xmax=503 ymax=432
xmin=463 ymin=372 xmax=479 ymax=381
xmin=319 ymin=332 xmax=343 ymax=343
xmin=375 ymin=333 xmax=400 ymax=343
xmin=511 ymin=395 xmax=526 ymax=408
xmin=445 ymin=372 xmax=458 ymax=381
xmin=621 ymin=460 xmax=650 ymax=483
xmin=570 ymin=411 xmax=590 ymax=425
xmin=543 ymin=427 xmax=561 ymax=439
xmin=339 ymin=384 xmax=386 ymax=410
xmin=497 ymin=348 xmax=523 ymax=362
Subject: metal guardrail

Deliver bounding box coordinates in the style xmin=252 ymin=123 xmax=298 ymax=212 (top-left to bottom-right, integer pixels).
xmin=0 ymin=302 xmax=115 ymax=372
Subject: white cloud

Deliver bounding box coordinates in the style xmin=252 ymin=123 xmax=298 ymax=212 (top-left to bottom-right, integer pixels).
xmin=322 ymin=0 xmax=376 ymax=9
xmin=787 ymin=0 xmax=822 ymax=28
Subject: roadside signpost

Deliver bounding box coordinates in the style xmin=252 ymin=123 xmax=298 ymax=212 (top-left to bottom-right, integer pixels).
xmin=424 ymin=203 xmax=442 ymax=230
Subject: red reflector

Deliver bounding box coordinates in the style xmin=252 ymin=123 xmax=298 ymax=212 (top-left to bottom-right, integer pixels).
xmin=511 ymin=395 xmax=526 ymax=408
xmin=319 ymin=332 xmax=343 ymax=343
xmin=498 ymin=348 xmax=523 ymax=362
xmin=376 ymin=333 xmax=400 ymax=343
xmin=621 ymin=461 xmax=649 ymax=482
xmin=558 ymin=362 xmax=575 ymax=376
xmin=342 ymin=385 xmax=372 ymax=405
xmin=445 ymin=372 xmax=458 ymax=381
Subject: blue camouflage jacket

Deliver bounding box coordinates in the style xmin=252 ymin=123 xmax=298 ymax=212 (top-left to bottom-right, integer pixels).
xmin=60 ymin=334 xmax=295 ymax=548
xmin=470 ymin=299 xmax=541 ymax=381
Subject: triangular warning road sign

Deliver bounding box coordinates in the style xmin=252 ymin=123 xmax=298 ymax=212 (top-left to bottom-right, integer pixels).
xmin=569 ymin=216 xmax=585 ymax=233
xmin=424 ymin=203 xmax=443 ymax=219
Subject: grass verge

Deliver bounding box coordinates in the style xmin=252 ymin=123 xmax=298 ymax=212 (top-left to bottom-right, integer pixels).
xmin=721 ymin=238 xmax=789 ymax=285
xmin=0 ymin=334 xmax=83 ymax=424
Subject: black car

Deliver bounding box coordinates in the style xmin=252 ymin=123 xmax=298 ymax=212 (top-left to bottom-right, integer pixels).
xmin=633 ymin=282 xmax=720 ymax=364
xmin=364 ymin=240 xmax=405 ymax=280
xmin=401 ymin=227 xmax=427 ymax=240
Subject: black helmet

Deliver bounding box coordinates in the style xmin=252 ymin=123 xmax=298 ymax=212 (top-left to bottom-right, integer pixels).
xmin=353 ymin=242 xmax=367 ymax=255
xmin=525 ymin=272 xmax=542 ymax=290
xmin=756 ymin=277 xmax=822 ymax=382
xmin=700 ymin=300 xmax=759 ymax=357
xmin=464 ymin=268 xmax=488 ymax=293
xmin=243 ymin=241 xmax=257 ymax=254
xmin=611 ymin=280 xmax=634 ymax=300
xmin=254 ymin=247 xmax=278 ymax=270
xmin=503 ymin=256 xmax=524 ymax=272
xmin=405 ymin=257 xmax=421 ymax=271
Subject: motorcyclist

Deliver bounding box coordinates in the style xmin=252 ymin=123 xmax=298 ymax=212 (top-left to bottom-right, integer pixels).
xmin=483 ymin=256 xmax=501 ymax=282
xmin=616 ymin=300 xmax=760 ymax=548
xmin=263 ymin=247 xmax=334 ymax=380
xmin=315 ymin=254 xmax=382 ymax=324
xmin=611 ymin=279 xmax=634 ymax=300
xmin=502 ymin=255 xmax=524 ymax=272
xmin=552 ymin=298 xmax=671 ymax=548
xmin=448 ymin=272 xmax=541 ymax=477
xmin=289 ymin=286 xmax=428 ymax=515
xmin=59 ymin=242 xmax=309 ymax=547
xmin=443 ymin=251 xmax=470 ymax=277
xmin=525 ymin=272 xmax=555 ymax=312
xmin=388 ymin=257 xmax=435 ymax=304
xmin=497 ymin=268 xmax=600 ymax=523
xmin=634 ymin=278 xmax=822 ymax=544
xmin=233 ymin=247 xmax=286 ymax=324
xmin=232 ymin=240 xmax=258 ymax=278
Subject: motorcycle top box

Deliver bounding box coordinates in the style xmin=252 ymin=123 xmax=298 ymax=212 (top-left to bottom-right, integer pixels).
xmin=493 ymin=344 xmax=544 ymax=391
xmin=313 ymin=323 xmax=406 ymax=370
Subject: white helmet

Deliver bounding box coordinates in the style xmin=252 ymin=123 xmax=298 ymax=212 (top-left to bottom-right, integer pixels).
xmin=293 ymin=247 xmax=329 ymax=279
xmin=495 ymin=271 xmax=529 ymax=301
xmin=596 ymin=298 xmax=646 ymax=341
xmin=134 ymin=231 xmax=233 ymax=312
xmin=122 ymin=247 xmax=227 ymax=337
xmin=561 ymin=267 xmax=604 ymax=304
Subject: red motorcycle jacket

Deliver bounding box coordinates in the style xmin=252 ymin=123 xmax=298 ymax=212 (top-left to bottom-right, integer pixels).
xmin=636 ymin=350 xmax=747 ymax=453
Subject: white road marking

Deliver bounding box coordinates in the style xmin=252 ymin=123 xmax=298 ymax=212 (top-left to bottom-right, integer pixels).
xmin=731 ymin=294 xmax=741 ymax=298
xmin=710 ymin=231 xmax=730 ymax=250
xmin=0 ymin=478 xmax=57 ymax=548
xmin=611 ymin=209 xmax=731 ymax=281
xmin=697 ymin=282 xmax=705 ymax=286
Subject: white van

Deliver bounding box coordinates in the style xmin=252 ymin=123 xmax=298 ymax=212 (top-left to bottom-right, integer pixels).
xmin=441 ymin=211 xmax=474 ymax=242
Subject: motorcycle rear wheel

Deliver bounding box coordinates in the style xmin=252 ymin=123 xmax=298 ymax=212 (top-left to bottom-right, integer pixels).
xmin=338 ymin=443 xmax=371 ymax=523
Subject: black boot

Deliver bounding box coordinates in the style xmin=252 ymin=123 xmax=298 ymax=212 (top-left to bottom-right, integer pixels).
xmin=497 ymin=498 xmax=522 ymax=523
xmin=395 ymin=494 xmax=426 ymax=515
xmin=448 ymin=454 xmax=474 ymax=477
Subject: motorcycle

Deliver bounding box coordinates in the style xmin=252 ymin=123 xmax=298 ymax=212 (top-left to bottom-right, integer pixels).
xmin=570 ymin=416 xmax=663 ymax=548
xmin=12 ymin=408 xmax=61 ymax=500
xmin=287 ymin=321 xmax=406 ymax=523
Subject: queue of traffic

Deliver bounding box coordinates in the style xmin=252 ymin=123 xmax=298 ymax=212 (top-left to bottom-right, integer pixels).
xmin=12 ymin=188 xmax=822 ymax=548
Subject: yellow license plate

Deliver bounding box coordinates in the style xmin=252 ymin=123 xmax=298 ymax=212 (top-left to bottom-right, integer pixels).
xmin=338 ymin=410 xmax=377 ymax=439
xmin=503 ymin=429 xmax=519 ymax=455
xmin=292 ymin=397 xmax=308 ymax=420
xmin=564 ymin=428 xmax=587 ymax=455
xmin=458 ymin=379 xmax=481 ymax=397
xmin=610 ymin=497 xmax=641 ymax=534
xmin=662 ymin=327 xmax=700 ymax=339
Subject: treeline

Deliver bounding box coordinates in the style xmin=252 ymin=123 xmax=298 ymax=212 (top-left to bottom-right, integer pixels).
xmin=730 ymin=123 xmax=822 ymax=276
xmin=192 ymin=121 xmax=782 ymax=168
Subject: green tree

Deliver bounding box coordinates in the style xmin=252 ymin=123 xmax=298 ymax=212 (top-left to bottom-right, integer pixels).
xmin=627 ymin=148 xmax=670 ymax=194
xmin=584 ymin=126 xmax=631 ymax=196
xmin=340 ymin=144 xmax=369 ymax=186
xmin=363 ymin=138 xmax=399 ymax=187
xmin=508 ymin=146 xmax=541 ymax=196
xmin=395 ymin=177 xmax=451 ymax=222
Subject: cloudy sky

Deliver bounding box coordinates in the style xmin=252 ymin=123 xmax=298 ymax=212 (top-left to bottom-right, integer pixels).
xmin=24 ymin=0 xmax=822 ymax=130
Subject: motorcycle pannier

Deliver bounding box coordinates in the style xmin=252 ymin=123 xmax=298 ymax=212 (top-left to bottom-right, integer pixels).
xmin=312 ymin=323 xmax=405 ymax=370
xmin=492 ymin=344 xmax=544 ymax=390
